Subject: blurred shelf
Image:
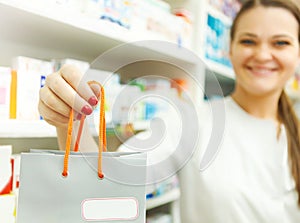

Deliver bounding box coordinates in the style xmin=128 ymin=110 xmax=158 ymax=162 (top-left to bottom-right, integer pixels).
xmin=195 ymin=2 xmax=235 ymax=80
xmin=0 ymin=0 xmax=198 ymax=69
xmin=205 ymin=59 xmax=235 ymax=79
xmin=0 ymin=120 xmax=150 ymax=138
xmin=0 ymin=120 xmax=57 ymax=138
xmin=146 ymin=188 xmax=180 ymax=210
xmin=0 ymin=0 xmax=198 ymax=139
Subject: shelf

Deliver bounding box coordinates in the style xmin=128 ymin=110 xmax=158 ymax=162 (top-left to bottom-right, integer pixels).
xmin=0 ymin=120 xmax=57 ymax=138
xmin=0 ymin=120 xmax=149 ymax=138
xmin=194 ymin=2 xmax=235 ymax=80
xmin=205 ymin=59 xmax=235 ymax=79
xmin=0 ymin=0 xmax=198 ymax=69
xmin=146 ymin=188 xmax=180 ymax=210
xmin=0 ymin=0 xmax=201 ymax=139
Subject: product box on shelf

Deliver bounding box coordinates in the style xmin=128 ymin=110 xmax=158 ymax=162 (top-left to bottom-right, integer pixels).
xmin=0 ymin=145 xmax=12 ymax=195
xmin=81 ymin=0 xmax=193 ymax=47
xmin=0 ymin=145 xmax=17 ymax=223
xmin=11 ymin=56 xmax=53 ymax=120
xmin=286 ymin=66 xmax=300 ymax=101
xmin=82 ymin=0 xmax=133 ymax=29
xmin=0 ymin=66 xmax=12 ymax=120
xmin=0 ymin=194 xmax=15 ymax=223
xmin=51 ymin=58 xmax=90 ymax=74
xmin=209 ymin=0 xmax=241 ymax=20
xmin=131 ymin=0 xmax=193 ymax=48
xmin=19 ymin=0 xmax=85 ymax=14
xmin=205 ymin=13 xmax=232 ymax=68
xmin=54 ymin=0 xmax=86 ymax=13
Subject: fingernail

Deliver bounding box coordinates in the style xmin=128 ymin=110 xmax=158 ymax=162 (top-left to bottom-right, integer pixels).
xmin=76 ymin=113 xmax=82 ymax=120
xmin=81 ymin=105 xmax=93 ymax=115
xmin=88 ymin=96 xmax=98 ymax=106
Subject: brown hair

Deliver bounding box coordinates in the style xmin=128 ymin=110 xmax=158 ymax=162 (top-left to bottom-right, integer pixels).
xmin=230 ymin=0 xmax=300 ymax=42
xmin=231 ymin=0 xmax=300 ymax=205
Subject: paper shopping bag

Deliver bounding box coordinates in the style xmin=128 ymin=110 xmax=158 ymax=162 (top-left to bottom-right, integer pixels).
xmin=16 ymin=151 xmax=147 ymax=223
xmin=16 ymin=81 xmax=147 ymax=223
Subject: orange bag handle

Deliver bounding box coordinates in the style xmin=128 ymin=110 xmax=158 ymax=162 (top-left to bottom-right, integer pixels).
xmin=62 ymin=81 xmax=106 ymax=179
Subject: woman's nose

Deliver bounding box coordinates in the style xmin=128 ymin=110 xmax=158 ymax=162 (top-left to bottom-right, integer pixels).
xmin=253 ymin=44 xmax=273 ymax=61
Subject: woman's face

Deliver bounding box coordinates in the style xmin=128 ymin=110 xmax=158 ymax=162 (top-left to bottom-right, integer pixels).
xmin=230 ymin=6 xmax=300 ymax=97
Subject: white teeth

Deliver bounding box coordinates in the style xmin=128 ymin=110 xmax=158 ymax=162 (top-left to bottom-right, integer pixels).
xmin=251 ymin=68 xmax=273 ymax=75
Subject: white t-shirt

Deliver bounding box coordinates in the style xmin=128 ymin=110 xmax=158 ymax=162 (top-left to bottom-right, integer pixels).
xmin=179 ymin=96 xmax=300 ymax=223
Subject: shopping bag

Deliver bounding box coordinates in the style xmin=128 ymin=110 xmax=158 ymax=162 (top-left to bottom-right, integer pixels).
xmin=16 ymin=82 xmax=147 ymax=223
xmin=17 ymin=151 xmax=147 ymax=223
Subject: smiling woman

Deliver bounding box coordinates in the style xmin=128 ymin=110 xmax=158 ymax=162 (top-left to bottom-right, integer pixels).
xmin=180 ymin=0 xmax=300 ymax=222
xmin=230 ymin=3 xmax=300 ymax=99
xmin=228 ymin=0 xmax=300 ymax=209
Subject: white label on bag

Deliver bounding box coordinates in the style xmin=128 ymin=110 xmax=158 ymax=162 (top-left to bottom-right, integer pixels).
xmin=81 ymin=197 xmax=139 ymax=221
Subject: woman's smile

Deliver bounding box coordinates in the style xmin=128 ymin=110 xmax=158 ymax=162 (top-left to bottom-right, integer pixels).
xmin=246 ymin=65 xmax=278 ymax=77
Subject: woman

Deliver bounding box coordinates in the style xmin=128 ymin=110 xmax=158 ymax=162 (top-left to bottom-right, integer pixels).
xmin=39 ymin=0 xmax=300 ymax=222
xmin=179 ymin=1 xmax=300 ymax=222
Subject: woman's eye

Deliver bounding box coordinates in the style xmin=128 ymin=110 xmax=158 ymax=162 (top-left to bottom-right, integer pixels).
xmin=274 ymin=41 xmax=290 ymax=46
xmin=239 ymin=39 xmax=255 ymax=45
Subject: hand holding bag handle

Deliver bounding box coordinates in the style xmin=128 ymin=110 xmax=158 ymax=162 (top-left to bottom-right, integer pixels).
xmin=62 ymin=81 xmax=106 ymax=179
xmin=17 ymin=80 xmax=147 ymax=223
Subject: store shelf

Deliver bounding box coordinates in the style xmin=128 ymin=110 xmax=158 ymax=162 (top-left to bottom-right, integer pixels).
xmin=90 ymin=121 xmax=150 ymax=137
xmin=0 ymin=120 xmax=150 ymax=138
xmin=193 ymin=1 xmax=237 ymax=81
xmin=205 ymin=59 xmax=235 ymax=79
xmin=0 ymin=0 xmax=198 ymax=68
xmin=146 ymin=188 xmax=180 ymax=210
xmin=0 ymin=0 xmax=202 ymax=140
xmin=0 ymin=120 xmax=57 ymax=138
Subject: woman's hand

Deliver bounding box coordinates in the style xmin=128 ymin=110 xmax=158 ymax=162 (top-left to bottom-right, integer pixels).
xmin=38 ymin=64 xmax=100 ymax=128
xmin=39 ymin=64 xmax=100 ymax=151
